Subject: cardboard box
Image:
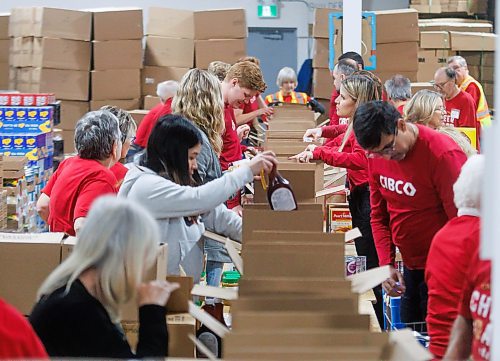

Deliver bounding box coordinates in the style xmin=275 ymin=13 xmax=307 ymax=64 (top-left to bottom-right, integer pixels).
xmin=411 ymin=82 xmax=434 ymax=93
xmin=194 ymin=9 xmax=247 ymax=40
xmin=313 ymin=38 xmax=341 ymax=69
xmin=313 ymin=8 xmax=342 ymax=39
xmin=419 ymin=20 xmax=493 ymax=33
xmin=89 ymin=99 xmax=140 ymax=111
xmin=0 ymin=232 xmax=65 ymax=315
xmin=420 ymin=31 xmax=451 ymax=49
xmin=128 ymin=110 xmax=148 ymax=126
xmin=10 ymin=7 xmax=91 ymax=41
xmin=239 ymin=277 xmax=351 ymax=297
xmin=57 ymin=129 xmax=76 ymax=153
xmin=267 ymin=120 xmax=315 ymax=132
xmin=459 ymin=51 xmax=494 ymax=66
xmin=0 ymin=62 xmax=7 ymax=89
xmin=0 ymin=39 xmax=8 ymax=63
xmin=242 ymin=203 xmax=323 ymax=242
xmin=144 ymin=95 xmax=161 ymax=110
xmin=263 ymin=142 xmax=312 ymax=157
xmin=144 ymin=36 xmax=194 ymax=68
xmin=146 ymin=7 xmax=194 ymax=39
xmin=59 ymin=100 xmax=89 ymax=130
xmin=376 ymin=42 xmax=418 ymax=72
xmin=92 ymin=40 xmax=142 ymax=70
xmin=32 ymin=37 xmax=91 ymax=71
xmin=326 ymin=206 xmax=352 ymax=233
xmin=0 ymin=13 xmax=8 ymax=39
xmin=91 ymin=8 xmax=143 ymax=41
xmin=375 ymin=9 xmax=419 ymax=44
xmin=142 ymin=66 xmax=189 ymax=97
xmin=272 ymin=104 xmax=315 ymax=122
xmin=195 ymin=39 xmax=246 ymax=69
xmin=450 ymin=31 xmax=496 ymax=51
xmin=266 ymin=130 xmax=306 ymax=140
xmin=10 ymin=36 xmax=34 ymax=67
xmin=313 ymin=68 xmax=333 ymax=99
xmin=91 ymin=69 xmax=140 ymax=101
xmin=31 ymin=68 xmax=90 ymax=101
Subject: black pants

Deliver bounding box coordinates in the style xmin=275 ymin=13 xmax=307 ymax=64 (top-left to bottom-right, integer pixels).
xmin=348 ymin=185 xmax=384 ymax=328
xmin=400 ymin=267 xmax=428 ymax=331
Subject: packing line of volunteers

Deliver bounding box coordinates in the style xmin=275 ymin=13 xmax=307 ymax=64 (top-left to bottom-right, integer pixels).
xmin=0 ymin=52 xmax=492 ymax=360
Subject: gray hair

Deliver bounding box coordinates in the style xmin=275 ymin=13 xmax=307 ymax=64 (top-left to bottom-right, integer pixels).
xmin=100 ymin=105 xmax=136 ymax=144
xmin=157 ymin=80 xmax=179 ymax=102
xmin=335 ymin=59 xmax=357 ymax=77
xmin=441 ymin=67 xmax=457 ymax=80
xmin=37 ymin=196 xmax=160 ymax=322
xmin=385 ymin=75 xmax=412 ymax=101
xmin=276 ymin=66 xmax=297 ymax=87
xmin=74 ymin=110 xmax=121 ymax=160
xmin=453 ymin=154 xmax=484 ymax=211
xmin=448 ymin=55 xmax=467 ymax=68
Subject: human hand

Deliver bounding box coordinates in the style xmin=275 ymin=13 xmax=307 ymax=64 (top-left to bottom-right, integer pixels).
xmin=248 ymin=151 xmax=277 ymax=176
xmin=137 ymin=280 xmax=180 ymax=307
xmin=382 ymin=266 xmax=406 ymax=297
xmin=237 ymin=125 xmax=250 ymax=141
xmin=289 ymin=149 xmax=314 ymax=163
xmin=303 ymin=127 xmax=323 ymax=141
xmin=257 ymin=106 xmax=274 ymax=117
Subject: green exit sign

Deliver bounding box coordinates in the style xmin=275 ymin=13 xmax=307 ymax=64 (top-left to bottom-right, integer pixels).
xmin=258 ymin=4 xmax=279 ymax=18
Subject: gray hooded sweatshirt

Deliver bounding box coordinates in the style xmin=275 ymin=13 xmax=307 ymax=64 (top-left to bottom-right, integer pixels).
xmin=118 ymin=164 xmax=252 ymax=283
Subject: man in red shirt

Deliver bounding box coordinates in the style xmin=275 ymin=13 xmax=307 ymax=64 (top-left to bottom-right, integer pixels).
xmin=353 ymin=101 xmax=467 ymax=326
xmin=36 ymin=111 xmax=122 ymax=236
xmin=443 ymin=249 xmax=491 ymax=361
xmin=384 ymin=75 xmax=411 ymax=115
xmin=425 ymin=154 xmax=483 ymax=358
xmin=134 ymin=80 xmax=179 ymax=149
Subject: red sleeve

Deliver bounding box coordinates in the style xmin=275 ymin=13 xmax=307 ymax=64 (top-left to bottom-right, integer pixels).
xmin=312 ymin=135 xmax=367 ymax=170
xmin=321 ymin=124 xmax=348 ymax=139
xmin=465 ymin=83 xmax=480 ymax=110
xmin=432 ymin=150 xmax=467 ymax=220
xmin=73 ymin=179 xmax=117 ymax=220
xmin=368 ymin=161 xmax=395 ymax=266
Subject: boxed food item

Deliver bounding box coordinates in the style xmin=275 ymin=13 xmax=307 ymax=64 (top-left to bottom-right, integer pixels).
xmin=0 ymin=93 xmax=56 ymax=106
xmin=326 ymin=206 xmax=352 ymax=233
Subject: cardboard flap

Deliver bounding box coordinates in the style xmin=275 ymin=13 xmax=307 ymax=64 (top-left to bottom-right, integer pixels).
xmin=188 ymin=301 xmax=230 ymax=338
xmin=225 ymin=239 xmax=243 ymax=275
xmin=387 ymin=329 xmax=433 ymax=361
xmin=191 ymin=284 xmax=238 ymax=301
xmin=345 ymin=227 xmax=362 ymax=243
xmin=348 ymin=265 xmax=391 ymax=294
xmin=203 ymin=231 xmax=242 ymax=252
xmin=165 ymin=275 xmax=192 ymax=314
xmin=188 ymin=334 xmax=217 ymax=360
xmin=156 ymin=244 xmax=168 ymax=281
xmin=0 ymin=232 xmax=66 ymax=244
xmin=315 ymin=185 xmax=345 ymax=198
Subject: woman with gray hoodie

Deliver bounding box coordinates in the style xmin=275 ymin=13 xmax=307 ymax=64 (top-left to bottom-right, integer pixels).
xmin=119 ymin=115 xmax=276 ymax=283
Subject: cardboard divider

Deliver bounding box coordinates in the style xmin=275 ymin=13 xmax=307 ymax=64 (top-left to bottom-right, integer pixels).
xmin=238 ymin=277 xmax=352 ymax=297
xmin=268 ymin=121 xmax=315 ymax=132
xmin=248 ymin=230 xmax=344 ymax=244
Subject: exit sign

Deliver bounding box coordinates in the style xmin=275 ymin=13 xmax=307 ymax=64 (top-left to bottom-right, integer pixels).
xmin=258 ymin=4 xmax=279 ymax=18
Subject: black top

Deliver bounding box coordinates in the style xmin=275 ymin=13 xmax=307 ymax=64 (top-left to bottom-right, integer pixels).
xmin=29 ymin=279 xmax=168 ymax=359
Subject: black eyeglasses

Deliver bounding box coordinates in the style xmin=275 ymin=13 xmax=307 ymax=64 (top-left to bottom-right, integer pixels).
xmin=366 ymin=126 xmax=398 ymax=159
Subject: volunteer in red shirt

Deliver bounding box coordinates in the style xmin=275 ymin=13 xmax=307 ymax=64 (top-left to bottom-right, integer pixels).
xmin=291 ymin=74 xmax=384 ymax=328
xmin=433 ymin=67 xmax=479 ymax=149
xmin=134 ymin=80 xmax=179 ymax=149
xmin=353 ymin=100 xmax=467 ymax=326
xmin=0 ymin=298 xmax=48 ymax=359
xmin=443 ymin=248 xmax=491 ymax=361
xmin=384 ymin=74 xmax=411 ymax=115
xmin=100 ymin=105 xmax=136 ymax=188
xmin=425 ymin=154 xmax=483 ymax=358
xmin=36 ymin=110 xmax=122 ymax=236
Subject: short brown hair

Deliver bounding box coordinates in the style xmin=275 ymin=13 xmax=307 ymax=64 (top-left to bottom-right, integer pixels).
xmin=236 ymin=56 xmax=261 ymax=66
xmin=225 ymin=61 xmax=267 ymax=93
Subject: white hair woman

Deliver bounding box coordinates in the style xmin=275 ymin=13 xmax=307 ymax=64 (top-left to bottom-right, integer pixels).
xmin=29 ymin=196 xmax=179 ymax=358
xmin=425 ymin=154 xmax=484 ymax=359
xmin=264 ymin=66 xmax=310 ymax=105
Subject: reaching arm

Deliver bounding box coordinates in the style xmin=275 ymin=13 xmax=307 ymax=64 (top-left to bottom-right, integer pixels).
xmin=312 ymin=135 xmax=367 ymax=170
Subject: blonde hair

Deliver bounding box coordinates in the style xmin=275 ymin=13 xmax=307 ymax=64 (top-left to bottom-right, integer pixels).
xmin=37 ymin=196 xmax=160 ymax=322
xmin=172 ymin=69 xmax=225 ymax=154
xmin=225 ymin=61 xmax=267 ymax=94
xmin=100 ymin=105 xmax=136 ymax=144
xmin=276 ymin=67 xmax=297 ymax=87
xmin=207 ymin=61 xmax=231 ymax=82
xmin=404 ymin=89 xmax=443 ymax=127
xmin=339 ymin=74 xmax=380 ymax=151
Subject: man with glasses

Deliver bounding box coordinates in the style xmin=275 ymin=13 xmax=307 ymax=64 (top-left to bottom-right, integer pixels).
xmin=353 ymin=100 xmax=467 ymax=329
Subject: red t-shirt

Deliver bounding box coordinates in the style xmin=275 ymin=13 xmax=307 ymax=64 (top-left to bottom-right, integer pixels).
xmin=220 ymin=105 xmax=243 ymax=172
xmin=134 ymin=98 xmax=173 ymax=148
xmin=0 ymin=299 xmax=48 ymax=359
xmin=425 ymin=215 xmax=480 ymax=358
xmin=459 ymin=249 xmax=492 ymax=361
xmin=42 ymin=156 xmax=118 ymax=236
xmin=368 ymin=125 xmax=467 ymax=269
xmin=443 ymin=90 xmax=476 ymax=128
xmin=110 ymin=162 xmax=128 ymax=189
xmin=329 ymin=88 xmax=340 ymax=126
xmin=240 ymin=95 xmax=260 ymax=126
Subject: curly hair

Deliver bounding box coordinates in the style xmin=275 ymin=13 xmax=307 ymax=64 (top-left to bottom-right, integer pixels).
xmin=172 ymin=69 xmax=225 ymax=154
xmin=225 ymin=61 xmax=267 ymax=93
xmin=207 ymin=61 xmax=231 ymax=82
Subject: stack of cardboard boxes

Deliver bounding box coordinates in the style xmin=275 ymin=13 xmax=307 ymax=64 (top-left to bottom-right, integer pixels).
xmin=411 ymin=0 xmax=488 ymax=15
xmin=143 ymin=7 xmax=194 ymax=98
xmin=89 ymin=8 xmax=143 ymax=112
xmin=0 ymin=14 xmax=9 ymax=89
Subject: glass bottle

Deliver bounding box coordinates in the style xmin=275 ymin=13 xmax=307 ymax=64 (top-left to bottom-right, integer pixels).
xmin=267 ymin=168 xmax=298 ymax=211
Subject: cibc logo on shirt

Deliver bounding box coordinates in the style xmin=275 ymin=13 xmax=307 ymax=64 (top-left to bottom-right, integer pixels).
xmin=379 ymin=176 xmax=416 ymax=197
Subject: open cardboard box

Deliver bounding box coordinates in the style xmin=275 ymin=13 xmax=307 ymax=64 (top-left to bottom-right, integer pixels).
xmin=271 ymin=103 xmax=315 ymax=120
xmin=238 ymin=277 xmax=352 ymax=296
xmin=268 ymin=120 xmax=315 ymax=132
xmin=266 ymin=130 xmax=307 ymax=140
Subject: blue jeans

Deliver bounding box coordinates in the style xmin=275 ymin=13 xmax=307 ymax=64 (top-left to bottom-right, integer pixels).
xmin=206 ymin=260 xmax=223 ymax=287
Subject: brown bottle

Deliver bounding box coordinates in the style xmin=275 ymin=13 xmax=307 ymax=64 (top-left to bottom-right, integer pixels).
xmin=267 ymin=168 xmax=298 ymax=211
